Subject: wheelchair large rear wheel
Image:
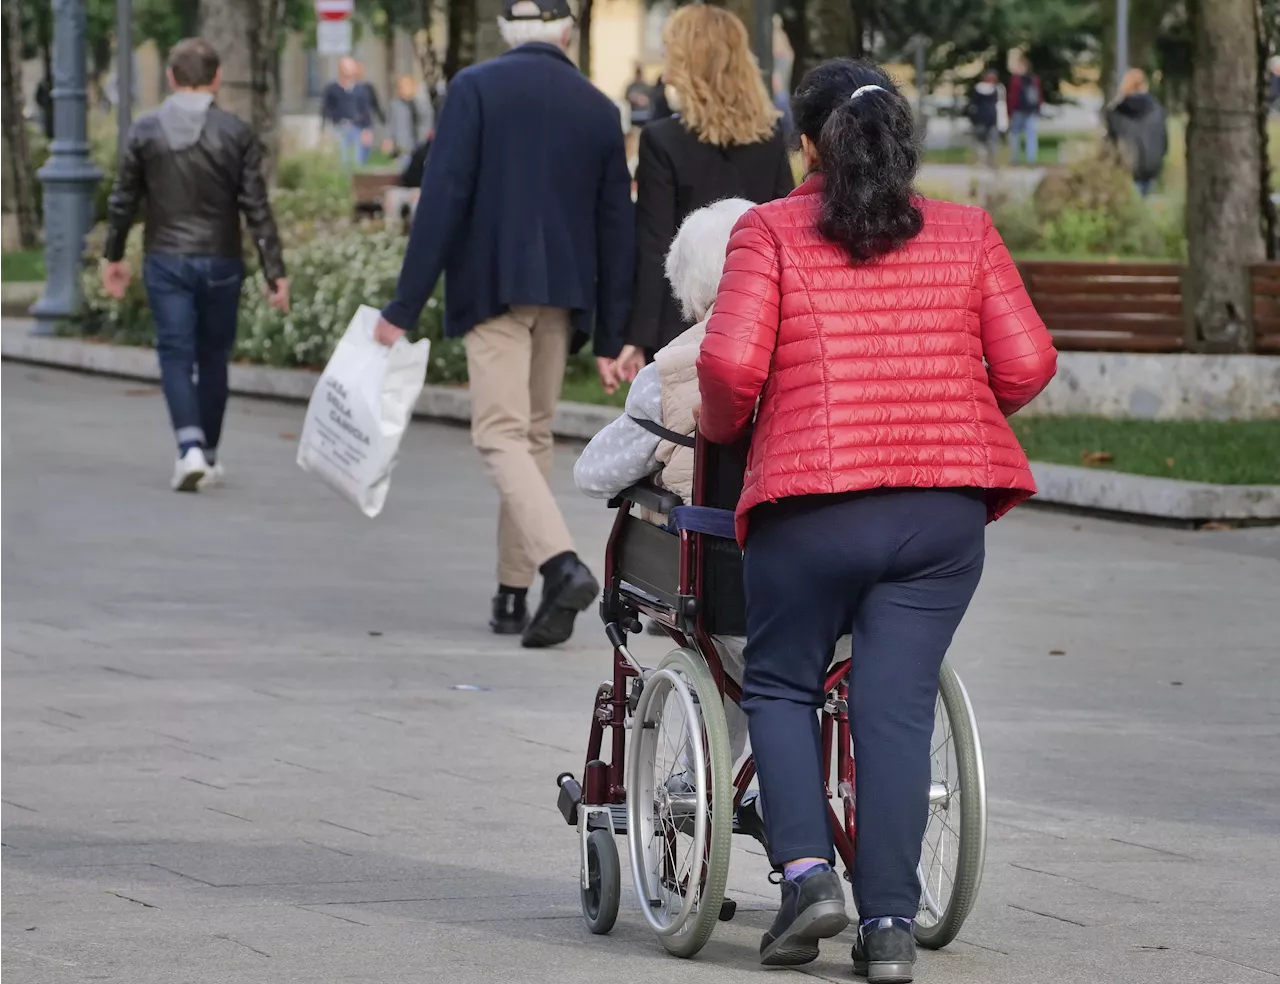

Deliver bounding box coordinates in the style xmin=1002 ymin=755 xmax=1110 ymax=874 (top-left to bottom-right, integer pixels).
xmin=626 ymin=648 xmax=733 ymax=958
xmin=914 ymin=660 xmax=987 ymax=949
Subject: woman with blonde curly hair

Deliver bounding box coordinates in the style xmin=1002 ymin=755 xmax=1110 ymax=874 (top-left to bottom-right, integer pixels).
xmin=621 ymin=4 xmax=793 ymax=366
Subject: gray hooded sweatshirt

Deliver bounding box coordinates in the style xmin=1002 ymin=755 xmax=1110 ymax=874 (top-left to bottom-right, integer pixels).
xmin=157 ymin=91 xmax=215 ymax=151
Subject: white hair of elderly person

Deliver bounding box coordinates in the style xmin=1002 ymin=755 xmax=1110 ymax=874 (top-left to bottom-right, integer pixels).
xmin=573 ymin=197 xmax=753 ymax=505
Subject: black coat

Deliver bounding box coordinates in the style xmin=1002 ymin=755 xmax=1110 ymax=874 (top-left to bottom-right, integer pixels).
xmin=104 ymin=105 xmax=285 ymax=282
xmin=627 ymin=116 xmax=794 ymax=351
xmin=381 ymin=44 xmax=635 ymax=356
xmin=1106 ymin=93 xmax=1168 ymax=183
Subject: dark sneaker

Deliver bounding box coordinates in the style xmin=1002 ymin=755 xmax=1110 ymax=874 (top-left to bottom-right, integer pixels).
xmin=489 ymin=592 xmax=529 ymax=635
xmin=736 ymin=789 xmax=770 ymax=853
xmin=852 ymin=917 xmax=916 ymax=983
xmin=759 ymin=864 xmax=849 ymax=966
xmin=522 ymin=557 xmax=599 ymax=649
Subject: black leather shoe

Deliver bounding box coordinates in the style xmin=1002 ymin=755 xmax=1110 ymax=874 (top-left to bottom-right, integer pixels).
xmin=489 ymin=592 xmax=529 ymax=635
xmin=522 ymin=556 xmax=599 ymax=649
xmin=852 ymin=917 xmax=916 ymax=983
xmin=759 ymin=865 xmax=849 ymax=966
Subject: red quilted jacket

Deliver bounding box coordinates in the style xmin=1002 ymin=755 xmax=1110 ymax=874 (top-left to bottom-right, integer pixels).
xmin=698 ymin=176 xmax=1057 ymax=545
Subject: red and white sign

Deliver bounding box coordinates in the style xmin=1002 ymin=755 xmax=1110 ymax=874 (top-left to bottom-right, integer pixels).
xmin=315 ymin=0 xmax=354 ymax=21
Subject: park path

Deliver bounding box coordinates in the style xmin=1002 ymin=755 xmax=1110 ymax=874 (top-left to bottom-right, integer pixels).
xmin=3 ymin=365 xmax=1278 ymax=984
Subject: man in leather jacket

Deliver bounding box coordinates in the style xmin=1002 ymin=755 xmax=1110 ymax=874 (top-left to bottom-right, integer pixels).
xmin=102 ymin=38 xmax=289 ymax=492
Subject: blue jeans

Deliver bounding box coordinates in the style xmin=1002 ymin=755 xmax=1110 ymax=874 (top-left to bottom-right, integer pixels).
xmin=142 ymin=254 xmax=244 ymax=453
xmin=1010 ymin=111 xmax=1038 ymax=163
xmin=339 ymin=123 xmax=369 ymax=168
xmin=741 ymin=488 xmax=985 ymax=918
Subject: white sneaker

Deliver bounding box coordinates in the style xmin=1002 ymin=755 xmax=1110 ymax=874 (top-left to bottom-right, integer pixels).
xmin=171 ymin=447 xmax=209 ymax=492
xmin=198 ymin=462 xmax=225 ymax=489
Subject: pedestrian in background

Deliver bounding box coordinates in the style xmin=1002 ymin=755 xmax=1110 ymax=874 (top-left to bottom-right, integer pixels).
xmin=387 ymin=73 xmax=434 ymax=162
xmin=966 ymin=68 xmax=1004 ymax=168
xmin=1007 ymin=53 xmax=1041 ymax=165
xmin=1105 ymin=68 xmax=1167 ymax=197
xmin=698 ymin=57 xmax=1056 ymax=978
xmin=101 ymin=38 xmax=289 ymax=491
xmin=373 ymin=0 xmax=635 ymax=648
xmin=322 ymin=57 xmax=383 ymax=168
xmin=621 ymin=4 xmax=793 ymax=368
xmin=624 ymin=64 xmax=655 ymax=129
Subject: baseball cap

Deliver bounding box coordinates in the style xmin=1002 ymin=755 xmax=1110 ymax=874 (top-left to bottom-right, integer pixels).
xmin=502 ymin=0 xmax=573 ymax=21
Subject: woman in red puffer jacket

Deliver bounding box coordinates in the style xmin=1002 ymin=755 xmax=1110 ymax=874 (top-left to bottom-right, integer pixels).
xmin=698 ymin=60 xmax=1056 ymax=978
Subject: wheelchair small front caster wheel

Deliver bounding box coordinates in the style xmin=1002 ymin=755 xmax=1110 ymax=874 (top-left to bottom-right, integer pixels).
xmin=581 ymin=829 xmax=620 ymax=935
xmin=718 ymin=897 xmax=737 ymax=922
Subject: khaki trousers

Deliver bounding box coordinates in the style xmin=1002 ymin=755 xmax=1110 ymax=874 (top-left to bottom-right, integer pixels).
xmin=465 ymin=306 xmax=576 ymax=588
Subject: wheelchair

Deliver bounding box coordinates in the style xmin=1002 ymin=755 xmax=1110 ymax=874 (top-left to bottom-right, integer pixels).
xmin=554 ymin=436 xmax=987 ymax=958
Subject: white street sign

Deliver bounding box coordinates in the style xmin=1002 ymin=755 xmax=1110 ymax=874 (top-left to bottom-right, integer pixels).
xmin=315 ymin=0 xmax=355 ymax=18
xmin=316 ymin=19 xmax=353 ymax=55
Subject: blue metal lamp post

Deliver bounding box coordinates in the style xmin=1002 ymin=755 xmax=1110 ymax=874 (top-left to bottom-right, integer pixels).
xmin=31 ymin=0 xmax=104 ymax=335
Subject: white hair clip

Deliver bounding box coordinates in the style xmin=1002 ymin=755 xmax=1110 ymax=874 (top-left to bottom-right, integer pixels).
xmin=850 ymin=84 xmax=886 ymax=101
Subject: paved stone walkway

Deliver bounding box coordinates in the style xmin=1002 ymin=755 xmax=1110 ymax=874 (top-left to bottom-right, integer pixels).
xmin=3 ymin=365 xmax=1278 ymax=984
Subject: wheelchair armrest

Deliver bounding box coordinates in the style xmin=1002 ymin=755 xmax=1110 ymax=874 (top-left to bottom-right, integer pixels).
xmin=608 ymin=481 xmax=683 ymax=516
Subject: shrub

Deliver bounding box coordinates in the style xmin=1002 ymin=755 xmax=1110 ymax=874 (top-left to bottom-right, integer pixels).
xmin=73 ymin=228 xmax=466 ymax=381
xmin=71 ymin=220 xmax=608 ymax=389
xmin=271 ymin=150 xmax=358 ymax=228
xmin=989 ymin=150 xmax=1186 ymax=260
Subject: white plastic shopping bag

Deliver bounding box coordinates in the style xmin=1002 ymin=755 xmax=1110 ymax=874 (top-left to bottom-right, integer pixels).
xmin=297 ymin=305 xmax=429 ymax=517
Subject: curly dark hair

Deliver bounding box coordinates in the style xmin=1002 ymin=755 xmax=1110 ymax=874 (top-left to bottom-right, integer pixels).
xmin=791 ymin=59 xmax=923 ymax=263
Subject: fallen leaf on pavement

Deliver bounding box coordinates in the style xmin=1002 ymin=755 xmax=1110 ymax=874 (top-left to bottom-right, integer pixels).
xmin=1049 ymin=649 xmax=1066 ymax=655
xmin=1200 ymin=521 xmax=1233 ymax=531
xmin=280 ymin=432 xmax=297 ymax=440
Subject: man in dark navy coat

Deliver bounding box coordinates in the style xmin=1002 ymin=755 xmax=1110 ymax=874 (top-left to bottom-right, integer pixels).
xmin=375 ymin=0 xmax=635 ymax=648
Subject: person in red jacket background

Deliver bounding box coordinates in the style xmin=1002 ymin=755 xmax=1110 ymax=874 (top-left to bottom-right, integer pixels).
xmin=698 ymin=59 xmax=1056 ymax=978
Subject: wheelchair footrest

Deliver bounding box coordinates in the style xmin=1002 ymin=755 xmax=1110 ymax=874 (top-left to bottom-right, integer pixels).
xmin=582 ymin=802 xmax=757 ymax=838
xmin=584 ymin=803 xmax=629 ymax=835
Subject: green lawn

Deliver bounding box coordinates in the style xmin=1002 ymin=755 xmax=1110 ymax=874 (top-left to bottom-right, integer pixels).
xmin=920 ymin=130 xmax=1090 ymax=167
xmin=561 ymin=375 xmax=629 ymax=408
xmin=1011 ymin=416 xmax=1280 ymax=485
xmin=2 ymin=248 xmax=45 ymax=282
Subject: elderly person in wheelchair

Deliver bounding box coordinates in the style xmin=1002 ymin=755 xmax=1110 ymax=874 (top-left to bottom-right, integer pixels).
xmin=575 ymin=197 xmax=767 ymax=818
xmin=575 ymin=196 xmax=751 ymax=509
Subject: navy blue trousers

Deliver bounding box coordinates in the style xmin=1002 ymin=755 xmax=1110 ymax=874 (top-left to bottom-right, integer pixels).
xmin=741 ymin=488 xmax=986 ymax=919
xmin=143 ymin=253 xmax=244 ymax=453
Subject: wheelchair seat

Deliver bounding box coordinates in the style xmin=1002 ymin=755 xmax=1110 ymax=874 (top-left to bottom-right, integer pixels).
xmin=608 ymin=440 xmax=748 ymax=637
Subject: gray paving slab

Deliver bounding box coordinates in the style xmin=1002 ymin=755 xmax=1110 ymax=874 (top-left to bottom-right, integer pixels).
xmin=4 ymin=365 xmax=1280 ymax=984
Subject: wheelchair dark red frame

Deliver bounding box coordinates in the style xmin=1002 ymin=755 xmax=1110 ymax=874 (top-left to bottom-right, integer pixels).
xmin=564 ymin=432 xmax=860 ymax=878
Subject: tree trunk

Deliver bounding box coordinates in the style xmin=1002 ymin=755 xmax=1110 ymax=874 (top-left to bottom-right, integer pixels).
xmin=413 ymin=0 xmax=444 ymax=97
xmin=1257 ymin=0 xmax=1276 ymax=259
xmin=444 ymin=0 xmax=476 ymax=79
xmin=1185 ymin=0 xmax=1265 ymax=352
xmin=199 ymin=0 xmax=282 ymax=176
xmin=779 ymin=1 xmax=812 ymax=93
xmin=807 ymin=0 xmax=859 ymax=69
xmin=2 ymin=0 xmax=39 ymax=248
xmin=578 ymin=0 xmax=593 ymax=79
xmin=781 ymin=0 xmax=858 ymax=93
xmin=474 ymin=0 xmax=504 ymax=63
xmin=383 ymin=23 xmax=396 ymax=97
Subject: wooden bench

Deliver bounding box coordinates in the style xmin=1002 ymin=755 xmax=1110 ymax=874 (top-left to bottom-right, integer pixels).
xmin=1018 ymin=261 xmax=1185 ymax=352
xmin=1249 ymin=264 xmax=1280 ymax=354
xmin=350 ymin=172 xmax=402 ymax=219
